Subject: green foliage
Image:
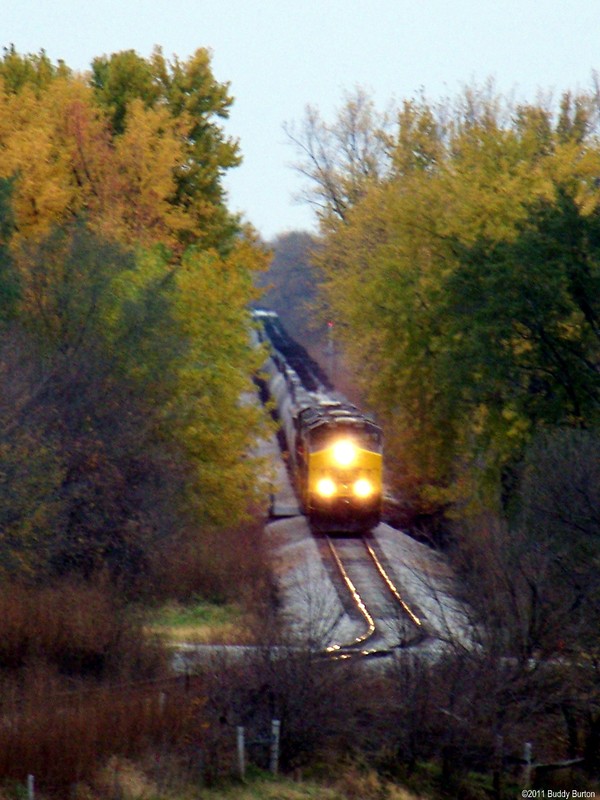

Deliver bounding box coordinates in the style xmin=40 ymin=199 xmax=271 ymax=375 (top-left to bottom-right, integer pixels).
xmin=311 ymin=85 xmax=600 ymax=515
xmin=0 ymin=177 xmax=19 ymax=323
xmin=149 ymin=599 xmax=240 ymax=629
xmin=17 ymin=219 xmax=137 ymax=351
xmin=443 ymin=193 xmax=600 ymax=429
xmin=0 ymin=226 xmax=167 ymax=578
xmin=0 ymin=44 xmax=70 ymax=93
xmin=90 ymin=49 xmax=160 ymax=134
xmin=91 ymin=46 xmax=241 ymax=251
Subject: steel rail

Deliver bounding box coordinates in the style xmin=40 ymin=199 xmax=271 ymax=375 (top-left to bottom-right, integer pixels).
xmin=324 ymin=535 xmax=376 ymax=653
xmin=323 ymin=533 xmax=426 ymax=657
xmin=362 ymin=538 xmax=423 ymax=630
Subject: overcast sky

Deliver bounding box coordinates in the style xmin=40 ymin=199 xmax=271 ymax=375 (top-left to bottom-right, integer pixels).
xmin=2 ymin=1 xmax=600 ymax=240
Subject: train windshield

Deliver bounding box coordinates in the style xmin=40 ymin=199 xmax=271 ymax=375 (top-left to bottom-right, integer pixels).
xmin=308 ymin=422 xmax=382 ymax=454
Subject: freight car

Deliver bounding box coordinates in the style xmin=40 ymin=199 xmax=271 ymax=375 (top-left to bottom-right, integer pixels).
xmin=253 ymin=310 xmax=382 ymax=533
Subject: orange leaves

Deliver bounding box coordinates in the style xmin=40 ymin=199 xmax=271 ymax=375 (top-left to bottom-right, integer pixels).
xmin=0 ymin=80 xmax=75 ymax=240
xmin=108 ymin=100 xmax=189 ymax=248
xmin=0 ymin=73 xmax=196 ymax=253
xmin=0 ymin=47 xmax=245 ymax=259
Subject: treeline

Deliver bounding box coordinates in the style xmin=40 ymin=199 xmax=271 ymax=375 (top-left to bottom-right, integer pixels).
xmin=259 ymin=230 xmax=321 ymax=346
xmin=289 ymin=85 xmax=600 ymax=522
xmin=0 ymin=46 xmax=269 ymax=588
xmin=286 ymin=86 xmax=600 ymax=781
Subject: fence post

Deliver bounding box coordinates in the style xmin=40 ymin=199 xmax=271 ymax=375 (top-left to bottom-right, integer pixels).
xmin=27 ymin=775 xmax=34 ymax=800
xmin=270 ymin=719 xmax=281 ymax=775
xmin=523 ymin=741 xmax=533 ymax=788
xmin=237 ymin=726 xmax=246 ymax=780
xmin=493 ymin=734 xmax=503 ymax=800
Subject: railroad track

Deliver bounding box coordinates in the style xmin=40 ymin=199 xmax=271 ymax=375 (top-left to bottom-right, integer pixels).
xmin=322 ymin=533 xmax=428 ymax=658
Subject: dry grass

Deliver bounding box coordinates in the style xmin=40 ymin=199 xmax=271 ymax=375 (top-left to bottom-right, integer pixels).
xmin=81 ymin=759 xmax=431 ymax=800
xmin=332 ymin=766 xmax=429 ymax=800
xmin=0 ymin=579 xmax=201 ymax=794
xmin=144 ymin=600 xmax=254 ymax=645
xmin=0 ymin=682 xmax=190 ymax=787
xmin=0 ymin=577 xmax=165 ymax=679
xmin=0 ymin=513 xmax=279 ymax=795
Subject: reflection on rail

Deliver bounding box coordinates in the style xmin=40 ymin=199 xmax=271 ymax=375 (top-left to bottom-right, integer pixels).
xmin=324 ymin=535 xmax=427 ymax=659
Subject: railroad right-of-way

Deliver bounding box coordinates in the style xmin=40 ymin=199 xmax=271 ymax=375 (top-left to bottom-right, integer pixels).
xmin=253 ymin=309 xmax=472 ymax=658
xmin=261 ymin=422 xmax=472 ymax=659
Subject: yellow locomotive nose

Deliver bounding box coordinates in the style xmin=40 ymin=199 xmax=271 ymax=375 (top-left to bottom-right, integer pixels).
xmin=331 ymin=439 xmax=357 ymax=467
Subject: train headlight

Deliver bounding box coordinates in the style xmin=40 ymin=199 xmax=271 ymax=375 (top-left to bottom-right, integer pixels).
xmin=316 ymin=477 xmax=337 ymax=498
xmin=353 ymin=478 xmax=374 ymax=499
xmin=331 ymin=439 xmax=357 ymax=467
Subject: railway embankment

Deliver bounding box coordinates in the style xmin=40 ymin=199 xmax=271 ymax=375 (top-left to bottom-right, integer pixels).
xmin=263 ymin=429 xmax=471 ymax=657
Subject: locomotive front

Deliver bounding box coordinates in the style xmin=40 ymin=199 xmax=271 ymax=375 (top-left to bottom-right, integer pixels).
xmin=298 ymin=403 xmax=383 ymax=533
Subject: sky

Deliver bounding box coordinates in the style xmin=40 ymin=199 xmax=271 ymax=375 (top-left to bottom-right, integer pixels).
xmin=2 ymin=1 xmax=600 ymax=241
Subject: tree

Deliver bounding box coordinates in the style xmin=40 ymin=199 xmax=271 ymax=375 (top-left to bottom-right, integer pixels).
xmin=91 ymin=47 xmax=241 ymax=251
xmin=516 ymin=429 xmax=600 ymax=656
xmin=0 ymin=44 xmax=70 ymax=93
xmin=0 ymin=222 xmax=168 ymax=579
xmin=258 ymin=231 xmax=321 ymax=344
xmin=307 ymin=85 xmax=600 ymax=516
xmin=165 ymin=236 xmax=269 ymax=527
xmin=0 ymin=48 xmax=269 ymax=588
xmin=0 ymin=48 xmax=242 ymax=254
xmin=0 ymin=215 xmax=269 ymax=581
xmin=285 ymin=87 xmax=392 ymax=228
xmin=89 ymin=49 xmax=159 ymax=134
xmin=0 ymin=177 xmax=19 ymax=322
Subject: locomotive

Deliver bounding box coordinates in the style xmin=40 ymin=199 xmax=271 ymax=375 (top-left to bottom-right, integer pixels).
xmin=253 ymin=310 xmax=383 ymax=533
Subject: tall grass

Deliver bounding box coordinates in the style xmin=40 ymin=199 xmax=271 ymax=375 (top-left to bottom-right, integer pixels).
xmin=0 ymin=515 xmax=277 ymax=795
xmin=0 ymin=681 xmax=193 ymax=791
xmin=147 ymin=516 xmax=275 ymax=607
xmin=0 ymin=578 xmax=203 ymax=793
xmin=0 ymin=578 xmax=163 ymax=677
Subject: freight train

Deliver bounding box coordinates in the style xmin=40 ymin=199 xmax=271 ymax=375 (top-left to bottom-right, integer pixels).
xmin=253 ymin=310 xmax=382 ymax=533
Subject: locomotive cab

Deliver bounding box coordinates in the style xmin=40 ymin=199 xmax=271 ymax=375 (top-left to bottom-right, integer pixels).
xmin=299 ymin=404 xmax=383 ymax=533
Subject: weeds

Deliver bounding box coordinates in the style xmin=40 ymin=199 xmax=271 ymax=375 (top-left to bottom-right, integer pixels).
xmin=145 ymin=600 xmax=252 ymax=644
xmin=0 ymin=578 xmax=193 ymax=794
xmin=0 ymin=515 xmax=277 ymax=796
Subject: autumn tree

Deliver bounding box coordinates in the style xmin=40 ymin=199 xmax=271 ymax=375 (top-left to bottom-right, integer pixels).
xmin=0 ymin=47 xmax=242 ymax=255
xmin=0 ymin=49 xmax=270 ymax=584
xmin=91 ymin=47 xmax=241 ymax=250
xmin=289 ymin=82 xmax=600 ymax=785
xmin=306 ymin=86 xmax=600 ymax=516
xmin=285 ymin=87 xmax=393 ymax=228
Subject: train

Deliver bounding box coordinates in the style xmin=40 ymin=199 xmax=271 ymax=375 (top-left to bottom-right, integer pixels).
xmin=253 ymin=309 xmax=383 ymax=533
